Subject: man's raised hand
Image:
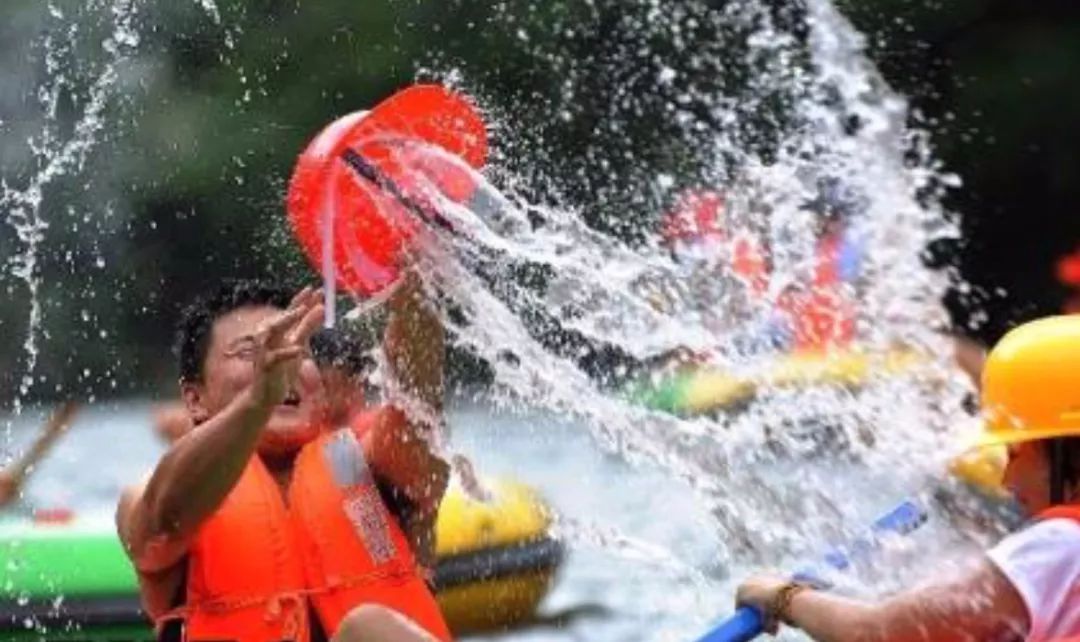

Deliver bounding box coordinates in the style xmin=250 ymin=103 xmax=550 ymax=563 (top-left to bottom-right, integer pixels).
xmin=249 ymin=286 xmax=324 ymax=407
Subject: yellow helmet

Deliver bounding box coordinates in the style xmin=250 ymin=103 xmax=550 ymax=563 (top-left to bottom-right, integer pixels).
xmin=979 ymin=315 xmax=1080 ymax=446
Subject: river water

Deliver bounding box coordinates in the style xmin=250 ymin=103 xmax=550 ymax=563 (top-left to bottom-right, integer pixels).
xmin=3 ymin=398 xmax=992 ymax=642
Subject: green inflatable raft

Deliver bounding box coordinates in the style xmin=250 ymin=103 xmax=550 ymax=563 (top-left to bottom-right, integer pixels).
xmin=0 ymin=477 xmax=564 ymax=641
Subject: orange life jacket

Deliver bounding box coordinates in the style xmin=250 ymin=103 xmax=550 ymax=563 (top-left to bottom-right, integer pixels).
xmin=812 ymin=232 xmax=843 ymax=288
xmin=730 ymin=232 xmax=769 ymax=297
xmin=774 ymin=232 xmax=857 ymax=351
xmin=1038 ymin=504 xmax=1080 ymax=523
xmin=159 ymin=424 xmax=451 ymax=642
xmin=776 ymin=286 xmax=855 ymax=351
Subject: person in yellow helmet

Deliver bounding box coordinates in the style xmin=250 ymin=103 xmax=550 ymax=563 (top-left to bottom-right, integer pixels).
xmin=736 ymin=315 xmax=1080 ymax=641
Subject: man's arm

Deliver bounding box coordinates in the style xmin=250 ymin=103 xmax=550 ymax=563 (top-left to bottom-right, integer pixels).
xmin=119 ymin=388 xmax=276 ymax=572
xmin=738 ymin=558 xmax=1028 ymax=642
xmin=116 ymin=292 xmax=323 ymax=572
xmin=364 ymin=273 xmax=449 ymax=512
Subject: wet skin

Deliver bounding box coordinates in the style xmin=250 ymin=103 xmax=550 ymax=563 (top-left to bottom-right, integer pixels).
xmin=1003 ymin=440 xmax=1063 ymax=517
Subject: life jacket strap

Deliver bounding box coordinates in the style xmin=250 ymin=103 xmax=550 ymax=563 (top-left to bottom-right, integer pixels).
xmin=153 ymin=562 xmax=420 ymax=632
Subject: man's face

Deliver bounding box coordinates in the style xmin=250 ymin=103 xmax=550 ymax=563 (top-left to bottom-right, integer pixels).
xmin=182 ymin=305 xmax=325 ymax=455
xmin=1003 ymin=441 xmax=1050 ymax=516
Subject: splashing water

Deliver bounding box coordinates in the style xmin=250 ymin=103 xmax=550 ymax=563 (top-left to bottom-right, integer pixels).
xmin=326 ymin=0 xmax=980 ymax=611
xmin=1 ymin=0 xmax=140 ymax=416
xmin=2 ymin=0 xmax=991 ymax=636
xmin=193 ymin=0 xmax=222 ymax=25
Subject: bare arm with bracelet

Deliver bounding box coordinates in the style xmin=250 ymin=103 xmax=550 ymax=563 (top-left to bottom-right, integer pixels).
xmin=736 ymin=558 xmax=1027 ymax=642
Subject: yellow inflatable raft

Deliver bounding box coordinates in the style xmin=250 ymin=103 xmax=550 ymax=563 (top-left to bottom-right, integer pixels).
xmin=435 ymin=477 xmax=562 ymax=633
xmin=631 ymin=348 xmax=924 ymax=416
xmin=630 ymin=348 xmax=1020 ymax=518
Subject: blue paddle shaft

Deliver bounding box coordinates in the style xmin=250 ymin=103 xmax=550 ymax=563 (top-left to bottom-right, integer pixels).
xmin=695 ymin=607 xmax=763 ymax=642
xmin=694 ymin=500 xmax=927 ymax=642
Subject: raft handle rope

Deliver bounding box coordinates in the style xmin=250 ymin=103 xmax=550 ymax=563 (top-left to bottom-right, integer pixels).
xmin=693 ymin=499 xmax=928 ymax=642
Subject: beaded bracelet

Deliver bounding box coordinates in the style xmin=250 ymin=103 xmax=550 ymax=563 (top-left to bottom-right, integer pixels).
xmin=770 ymin=581 xmax=813 ymax=627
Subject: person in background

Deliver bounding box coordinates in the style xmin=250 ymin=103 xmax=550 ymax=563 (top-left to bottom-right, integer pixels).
xmin=0 ymin=401 xmax=80 ymax=508
xmin=151 ymin=402 xmax=192 ymax=443
xmin=655 ymin=188 xmax=780 ymax=357
xmin=736 ymin=315 xmax=1080 ymax=642
xmin=658 ymin=188 xmax=770 ymax=297
xmin=656 ymin=180 xmax=865 ymax=353
xmin=773 ymin=178 xmax=865 ymax=352
xmin=1057 ymin=245 xmax=1080 ymax=314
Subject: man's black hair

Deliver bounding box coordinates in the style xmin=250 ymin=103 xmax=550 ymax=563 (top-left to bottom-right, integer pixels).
xmin=174 ymin=279 xmax=293 ymax=383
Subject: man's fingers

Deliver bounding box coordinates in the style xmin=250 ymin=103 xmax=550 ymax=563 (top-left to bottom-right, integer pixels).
xmin=265 ymin=345 xmax=304 ymax=368
xmin=297 ymin=288 xmax=318 ymax=311
xmin=260 ymin=306 xmax=306 ymax=341
xmin=259 ymin=286 xmax=324 ymax=347
xmin=299 ymin=286 xmax=323 ymax=310
xmin=287 ymin=303 xmax=326 ymax=347
xmin=288 ymin=286 xmax=314 ymax=311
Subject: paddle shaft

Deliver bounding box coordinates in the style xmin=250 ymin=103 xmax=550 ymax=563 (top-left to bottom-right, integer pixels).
xmin=5 ymin=401 xmax=79 ymax=481
xmin=694 ymin=500 xmax=928 ymax=642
